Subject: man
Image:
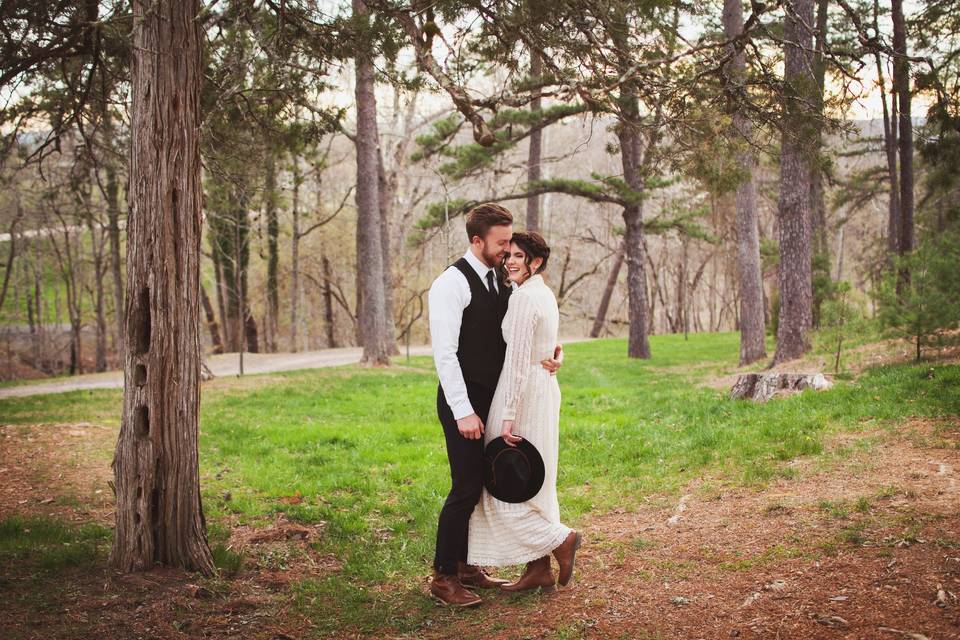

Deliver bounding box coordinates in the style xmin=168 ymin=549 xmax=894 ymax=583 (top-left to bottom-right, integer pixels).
xmin=428 ymin=203 xmax=562 ymax=606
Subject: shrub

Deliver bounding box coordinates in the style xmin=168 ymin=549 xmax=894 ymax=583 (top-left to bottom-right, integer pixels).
xmin=876 ymin=230 xmax=960 ymax=360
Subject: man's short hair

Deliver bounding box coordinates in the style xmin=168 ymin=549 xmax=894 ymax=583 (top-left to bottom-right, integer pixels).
xmin=465 ymin=203 xmax=513 ymax=242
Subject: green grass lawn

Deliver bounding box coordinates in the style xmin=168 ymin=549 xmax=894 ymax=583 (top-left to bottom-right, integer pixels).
xmin=1 ymin=333 xmax=958 ymax=634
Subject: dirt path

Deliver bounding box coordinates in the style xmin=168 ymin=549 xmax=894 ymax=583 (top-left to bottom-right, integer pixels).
xmin=2 ymin=416 xmax=958 ymax=639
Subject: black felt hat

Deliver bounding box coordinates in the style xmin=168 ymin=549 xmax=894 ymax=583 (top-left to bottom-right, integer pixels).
xmin=483 ymin=436 xmax=546 ymax=503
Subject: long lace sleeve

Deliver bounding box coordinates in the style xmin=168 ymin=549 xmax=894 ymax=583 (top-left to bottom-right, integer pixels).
xmin=501 ymin=291 xmax=538 ymax=421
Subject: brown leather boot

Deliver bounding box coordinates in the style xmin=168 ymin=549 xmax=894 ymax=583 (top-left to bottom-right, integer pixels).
xmin=429 ymin=572 xmax=482 ymax=607
xmin=500 ymin=556 xmax=555 ymax=593
xmin=552 ymin=530 xmax=582 ymax=587
xmin=458 ymin=562 xmax=510 ymax=589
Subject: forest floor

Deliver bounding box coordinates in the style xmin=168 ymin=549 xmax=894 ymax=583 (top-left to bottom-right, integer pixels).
xmin=1 ymin=334 xmax=958 ymax=639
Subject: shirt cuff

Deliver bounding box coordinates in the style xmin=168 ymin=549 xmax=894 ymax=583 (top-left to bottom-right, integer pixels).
xmin=450 ymin=400 xmax=476 ymax=421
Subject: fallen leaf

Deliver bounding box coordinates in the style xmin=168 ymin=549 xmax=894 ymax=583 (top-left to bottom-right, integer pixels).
xmin=810 ymin=613 xmax=847 ymax=627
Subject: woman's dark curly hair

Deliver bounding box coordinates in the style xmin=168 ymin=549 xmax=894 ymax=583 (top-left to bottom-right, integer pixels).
xmin=509 ymin=231 xmax=551 ymax=275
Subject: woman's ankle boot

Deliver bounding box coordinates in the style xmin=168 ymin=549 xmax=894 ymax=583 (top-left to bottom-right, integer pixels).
xmin=500 ymin=556 xmax=555 ymax=593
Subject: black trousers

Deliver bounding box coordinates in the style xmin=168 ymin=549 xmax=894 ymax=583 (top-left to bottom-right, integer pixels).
xmin=434 ymin=381 xmax=495 ymax=575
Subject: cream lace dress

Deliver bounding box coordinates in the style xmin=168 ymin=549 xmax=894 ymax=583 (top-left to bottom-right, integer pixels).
xmin=467 ymin=274 xmax=572 ymax=566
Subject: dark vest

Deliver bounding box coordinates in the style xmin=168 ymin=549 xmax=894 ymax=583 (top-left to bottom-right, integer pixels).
xmin=451 ymin=257 xmax=511 ymax=390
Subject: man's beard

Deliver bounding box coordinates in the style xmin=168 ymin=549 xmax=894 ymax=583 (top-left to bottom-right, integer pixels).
xmin=480 ymin=245 xmax=503 ymax=268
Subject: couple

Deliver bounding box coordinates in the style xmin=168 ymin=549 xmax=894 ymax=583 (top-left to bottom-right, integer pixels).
xmin=427 ymin=202 xmax=582 ymax=607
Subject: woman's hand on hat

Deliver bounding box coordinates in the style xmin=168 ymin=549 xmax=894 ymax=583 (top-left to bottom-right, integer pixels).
xmin=501 ymin=420 xmax=522 ymax=447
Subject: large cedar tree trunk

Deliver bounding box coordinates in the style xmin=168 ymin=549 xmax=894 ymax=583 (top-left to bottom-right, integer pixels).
xmin=353 ymin=0 xmax=390 ymax=365
xmin=722 ymin=0 xmax=767 ymax=365
xmin=773 ymin=0 xmax=816 ymax=365
xmin=111 ymin=0 xmax=214 ymax=575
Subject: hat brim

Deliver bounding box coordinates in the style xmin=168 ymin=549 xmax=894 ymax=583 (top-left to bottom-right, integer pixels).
xmin=483 ymin=436 xmax=546 ymax=504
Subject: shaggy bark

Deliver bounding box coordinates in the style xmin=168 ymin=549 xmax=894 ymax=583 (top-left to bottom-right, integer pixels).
xmin=111 ymin=0 xmax=214 ymax=575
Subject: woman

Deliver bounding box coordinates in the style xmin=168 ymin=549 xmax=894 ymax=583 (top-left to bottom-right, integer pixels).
xmin=467 ymin=231 xmax=581 ymax=592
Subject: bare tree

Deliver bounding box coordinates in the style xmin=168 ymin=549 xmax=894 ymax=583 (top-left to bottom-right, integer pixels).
xmin=0 ymin=201 xmax=23 ymax=315
xmin=47 ymin=204 xmax=84 ymax=375
xmin=111 ymin=0 xmax=214 ymax=575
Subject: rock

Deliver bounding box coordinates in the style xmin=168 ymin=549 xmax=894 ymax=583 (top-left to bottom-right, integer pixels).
xmin=670 ymin=596 xmax=690 ymax=606
xmin=730 ymin=373 xmax=834 ymax=402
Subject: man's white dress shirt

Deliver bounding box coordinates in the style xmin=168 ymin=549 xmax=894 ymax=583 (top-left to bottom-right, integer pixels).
xmin=429 ymin=250 xmax=503 ymax=421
